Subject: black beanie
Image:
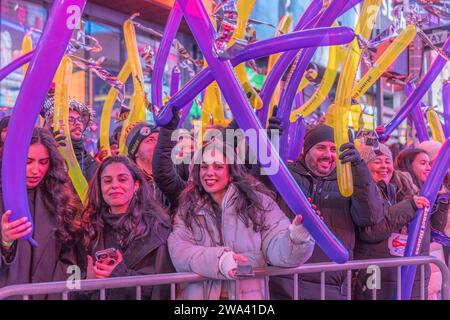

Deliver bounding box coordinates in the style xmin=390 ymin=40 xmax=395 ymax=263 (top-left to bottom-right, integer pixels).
xmin=125 ymin=122 xmax=159 ymax=160
xmin=302 ymin=124 xmax=335 ymax=156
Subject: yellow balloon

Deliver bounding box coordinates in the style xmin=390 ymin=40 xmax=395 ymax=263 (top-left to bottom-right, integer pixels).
xmin=100 ymin=60 xmax=132 ymax=158
xmin=266 ymin=14 xmax=293 ymax=124
xmin=53 ymin=56 xmax=88 ymax=205
xmin=202 ymin=82 xmax=227 ymax=129
xmin=120 ymin=20 xmax=147 ymax=155
xmin=333 ymin=0 xmax=382 ymax=197
xmin=352 ymin=24 xmax=416 ymax=100
xmin=22 ymin=33 xmax=32 ymax=75
xmin=426 ymin=108 xmax=446 ymax=143
xmin=290 ymin=44 xmax=340 ymax=121
xmin=229 ymin=0 xmax=263 ymax=109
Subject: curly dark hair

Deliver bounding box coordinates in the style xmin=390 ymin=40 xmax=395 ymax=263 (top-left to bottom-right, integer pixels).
xmin=80 ymin=156 xmax=170 ymax=252
xmin=178 ymin=140 xmax=274 ymax=236
xmin=30 ymin=127 xmax=82 ymax=245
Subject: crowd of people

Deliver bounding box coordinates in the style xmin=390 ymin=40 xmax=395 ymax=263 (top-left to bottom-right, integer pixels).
xmin=0 ymin=95 xmax=448 ymax=300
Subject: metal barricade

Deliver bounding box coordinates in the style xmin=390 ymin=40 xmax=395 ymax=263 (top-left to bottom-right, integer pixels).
xmin=0 ymin=256 xmax=448 ymax=300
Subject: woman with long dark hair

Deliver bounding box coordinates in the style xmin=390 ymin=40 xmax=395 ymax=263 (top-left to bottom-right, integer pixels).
xmin=168 ymin=140 xmax=315 ymax=300
xmin=0 ymin=127 xmax=82 ymax=297
xmin=80 ymin=156 xmax=173 ymax=299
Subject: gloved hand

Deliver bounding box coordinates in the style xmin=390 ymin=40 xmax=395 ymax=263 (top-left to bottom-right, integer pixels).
xmin=288 ymin=215 xmax=312 ymax=244
xmin=376 ymin=124 xmax=390 ymax=143
xmin=52 ymin=130 xmax=67 ymax=147
xmin=218 ymin=251 xmax=248 ymax=279
xmin=339 ymin=142 xmax=361 ymax=165
xmin=163 ymin=107 xmax=180 ymax=131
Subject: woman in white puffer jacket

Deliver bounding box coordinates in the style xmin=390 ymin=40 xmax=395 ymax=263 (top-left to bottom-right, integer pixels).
xmin=168 ymin=140 xmax=315 ymax=300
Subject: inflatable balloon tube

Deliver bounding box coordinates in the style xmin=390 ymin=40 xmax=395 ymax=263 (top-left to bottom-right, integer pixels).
xmin=380 ymin=36 xmax=450 ymax=141
xmin=176 ymin=0 xmax=349 ymax=263
xmin=277 ymin=0 xmax=354 ymax=161
xmin=0 ymin=50 xmax=34 ymax=82
xmin=151 ymin=2 xmax=183 ymax=109
xmin=332 ymin=0 xmax=381 ymax=197
xmin=156 ymin=26 xmax=356 ymax=126
xmin=442 ymin=81 xmax=450 ymax=137
xmin=426 ymin=108 xmax=446 ymax=143
xmin=265 ymin=14 xmax=293 ymax=122
xmin=53 ymin=57 xmax=88 ymax=204
xmin=228 ymin=0 xmax=263 ymax=109
xmin=404 ymin=81 xmax=429 ymax=142
xmin=1 ymin=0 xmax=87 ymax=246
xmin=401 ymin=139 xmax=450 ymax=300
xmin=288 ymin=116 xmax=306 ymax=162
xmin=258 ymin=0 xmax=323 ymax=125
xmin=119 ymin=19 xmax=147 ymax=155
xmin=99 ymin=60 xmax=132 ymax=157
xmin=258 ymin=0 xmax=364 ymax=126
xmin=352 ymin=24 xmax=416 ymax=100
xmin=22 ymin=33 xmax=33 ymax=75
xmin=290 ymin=44 xmax=340 ymax=120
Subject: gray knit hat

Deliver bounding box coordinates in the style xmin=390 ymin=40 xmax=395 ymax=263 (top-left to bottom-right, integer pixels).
xmin=358 ymin=142 xmax=393 ymax=163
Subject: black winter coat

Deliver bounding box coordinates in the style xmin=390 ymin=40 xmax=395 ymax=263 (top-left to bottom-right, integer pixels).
xmin=83 ymin=210 xmax=175 ymax=300
xmin=152 ymin=127 xmax=189 ymax=211
xmin=265 ymin=159 xmax=385 ymax=299
xmin=72 ymin=139 xmax=99 ymax=182
xmin=354 ymin=182 xmax=448 ymax=300
xmin=0 ymin=188 xmax=79 ymax=299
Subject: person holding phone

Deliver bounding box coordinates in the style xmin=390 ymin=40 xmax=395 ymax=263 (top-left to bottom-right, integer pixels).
xmin=168 ymin=140 xmax=315 ymax=300
xmin=80 ymin=156 xmax=174 ymax=299
xmin=0 ymin=128 xmax=82 ymax=298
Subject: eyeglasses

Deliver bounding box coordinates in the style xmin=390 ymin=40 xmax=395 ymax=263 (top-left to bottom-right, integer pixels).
xmin=68 ymin=116 xmax=85 ymax=124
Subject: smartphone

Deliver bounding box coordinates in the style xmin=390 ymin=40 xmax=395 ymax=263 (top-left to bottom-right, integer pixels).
xmin=95 ymin=248 xmax=118 ymax=265
xmin=235 ymin=264 xmax=255 ymax=278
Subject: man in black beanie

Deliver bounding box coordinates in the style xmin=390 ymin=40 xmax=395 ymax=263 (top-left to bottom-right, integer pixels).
xmin=124 ymin=121 xmax=171 ymax=209
xmin=125 ymin=121 xmax=160 ymax=181
xmin=264 ymin=122 xmax=384 ymax=300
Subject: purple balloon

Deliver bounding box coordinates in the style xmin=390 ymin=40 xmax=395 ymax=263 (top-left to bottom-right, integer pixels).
xmin=0 ymin=50 xmax=34 ymax=82
xmin=288 ymin=116 xmax=306 ymax=162
xmin=176 ymin=0 xmax=349 ymax=264
xmin=401 ymin=139 xmax=450 ymax=300
xmin=277 ymin=0 xmax=348 ymax=161
xmin=170 ymin=67 xmax=181 ymax=97
xmin=404 ymin=81 xmax=429 ymax=143
xmin=443 ymin=81 xmax=450 ymax=138
xmin=257 ymin=0 xmax=364 ymax=126
xmin=258 ymin=0 xmax=323 ymax=125
xmin=1 ymin=0 xmax=87 ymax=246
xmin=380 ymin=37 xmax=450 ymax=140
xmin=151 ymin=2 xmax=183 ymax=108
xmin=155 ymin=26 xmax=355 ymax=126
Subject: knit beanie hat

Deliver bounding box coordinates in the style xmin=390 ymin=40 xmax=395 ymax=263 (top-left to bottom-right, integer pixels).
xmin=358 ymin=142 xmax=393 ymax=163
xmin=302 ymin=124 xmax=335 ymax=156
xmin=125 ymin=122 xmax=159 ymax=160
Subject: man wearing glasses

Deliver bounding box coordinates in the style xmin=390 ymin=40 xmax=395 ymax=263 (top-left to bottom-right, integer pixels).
xmin=41 ymin=96 xmax=99 ymax=181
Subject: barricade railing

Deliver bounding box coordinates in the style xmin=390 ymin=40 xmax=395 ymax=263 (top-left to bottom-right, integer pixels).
xmin=0 ymin=256 xmax=448 ymax=300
